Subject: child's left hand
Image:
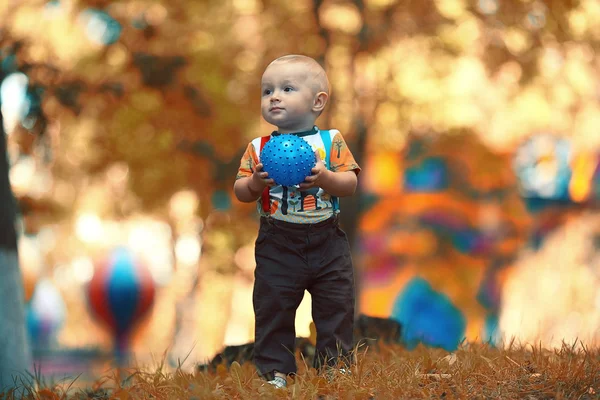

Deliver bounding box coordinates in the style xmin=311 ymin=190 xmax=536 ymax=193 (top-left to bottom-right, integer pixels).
xmin=299 ymin=150 xmax=329 ymax=190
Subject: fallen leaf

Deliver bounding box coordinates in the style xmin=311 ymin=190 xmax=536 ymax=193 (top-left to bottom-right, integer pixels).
xmin=481 ymin=355 xmax=497 ymax=372
xmin=505 ymin=356 xmax=521 ymax=368
xmin=441 ymin=353 xmax=458 ymax=366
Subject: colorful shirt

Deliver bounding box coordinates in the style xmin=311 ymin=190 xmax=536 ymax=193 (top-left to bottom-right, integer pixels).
xmin=236 ymin=126 xmax=361 ymax=224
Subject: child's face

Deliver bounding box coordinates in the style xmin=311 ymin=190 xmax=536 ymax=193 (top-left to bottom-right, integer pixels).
xmin=261 ymin=62 xmax=319 ymax=133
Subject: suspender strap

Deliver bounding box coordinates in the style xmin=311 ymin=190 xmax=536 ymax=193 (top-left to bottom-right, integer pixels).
xmin=319 ymin=129 xmax=331 ymax=169
xmin=259 ymin=135 xmax=271 ymax=213
xmin=319 ymin=130 xmax=339 ymax=211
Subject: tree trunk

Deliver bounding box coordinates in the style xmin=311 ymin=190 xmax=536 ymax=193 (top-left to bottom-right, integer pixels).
xmin=0 ymin=90 xmax=32 ymax=396
xmin=338 ymin=118 xmax=367 ymax=317
xmin=311 ymin=0 xmax=370 ymax=316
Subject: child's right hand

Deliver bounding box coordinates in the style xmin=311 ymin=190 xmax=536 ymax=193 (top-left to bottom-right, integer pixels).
xmin=250 ymin=163 xmax=275 ymax=191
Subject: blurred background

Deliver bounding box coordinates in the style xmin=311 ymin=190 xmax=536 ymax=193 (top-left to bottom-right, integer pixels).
xmin=1 ymin=0 xmax=600 ymax=376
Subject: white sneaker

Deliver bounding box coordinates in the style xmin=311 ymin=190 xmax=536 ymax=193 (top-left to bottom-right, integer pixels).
xmin=325 ymin=367 xmax=352 ymax=382
xmin=267 ymin=376 xmax=287 ymax=389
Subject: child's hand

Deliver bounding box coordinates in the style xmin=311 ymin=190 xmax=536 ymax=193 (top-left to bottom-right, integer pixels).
xmin=299 ymin=151 xmax=330 ymax=191
xmin=250 ymin=163 xmax=275 ymax=192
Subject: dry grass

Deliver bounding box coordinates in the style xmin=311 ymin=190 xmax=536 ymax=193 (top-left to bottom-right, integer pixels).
xmin=3 ymin=341 xmax=599 ymax=399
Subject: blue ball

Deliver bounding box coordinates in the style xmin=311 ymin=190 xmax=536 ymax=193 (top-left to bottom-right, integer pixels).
xmin=260 ymin=134 xmax=316 ymax=187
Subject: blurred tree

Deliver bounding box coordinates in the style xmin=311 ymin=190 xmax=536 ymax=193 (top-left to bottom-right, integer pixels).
xmin=1 ymin=0 xmax=593 ymax=226
xmin=1 ymin=0 xmax=599 ymax=338
xmin=0 ymin=68 xmax=32 ymax=395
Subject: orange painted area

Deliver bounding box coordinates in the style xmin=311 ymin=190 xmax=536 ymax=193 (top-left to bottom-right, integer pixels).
xmin=270 ymin=200 xmax=279 ymax=215
xmin=303 ymin=196 xmax=316 ymax=211
xmin=465 ymin=317 xmax=485 ymax=342
xmin=387 ymin=230 xmax=438 ymax=257
xmin=570 ymin=153 xmax=597 ymax=202
xmin=362 ymin=151 xmax=403 ymax=195
xmin=360 ymin=197 xmax=400 ymax=233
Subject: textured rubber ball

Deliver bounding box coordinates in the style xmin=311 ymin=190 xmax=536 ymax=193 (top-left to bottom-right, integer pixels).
xmin=260 ymin=134 xmax=316 ymax=187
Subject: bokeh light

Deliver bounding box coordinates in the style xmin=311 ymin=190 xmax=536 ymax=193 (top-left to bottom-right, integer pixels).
xmin=1 ymin=0 xmax=600 ymax=379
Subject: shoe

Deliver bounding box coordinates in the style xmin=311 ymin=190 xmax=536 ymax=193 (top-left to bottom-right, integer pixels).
xmin=267 ymin=376 xmax=287 ymax=389
xmin=325 ymin=367 xmax=352 ymax=382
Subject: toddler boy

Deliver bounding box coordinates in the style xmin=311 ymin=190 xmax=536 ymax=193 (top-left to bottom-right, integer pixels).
xmin=234 ymin=54 xmax=360 ymax=388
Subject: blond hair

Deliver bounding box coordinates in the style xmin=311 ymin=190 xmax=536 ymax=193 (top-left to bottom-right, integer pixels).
xmin=268 ymin=54 xmax=330 ymax=96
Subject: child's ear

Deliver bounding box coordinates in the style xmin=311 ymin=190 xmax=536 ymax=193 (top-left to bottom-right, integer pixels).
xmin=312 ymin=92 xmax=328 ymax=113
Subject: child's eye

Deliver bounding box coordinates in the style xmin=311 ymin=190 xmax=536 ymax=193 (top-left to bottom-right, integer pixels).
xmin=263 ymin=89 xmax=272 ymax=95
xmin=284 ymin=86 xmax=294 ymax=92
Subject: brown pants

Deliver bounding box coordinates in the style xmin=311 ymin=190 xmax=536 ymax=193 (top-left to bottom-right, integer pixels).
xmin=253 ymin=216 xmax=355 ymax=377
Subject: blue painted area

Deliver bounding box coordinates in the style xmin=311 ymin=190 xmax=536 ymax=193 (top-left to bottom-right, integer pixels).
xmin=452 ymin=228 xmax=478 ymax=253
xmin=107 ymin=247 xmax=140 ymax=336
xmin=404 ymin=157 xmax=449 ymax=192
xmin=522 ymin=197 xmax=573 ymax=214
xmin=391 ymin=277 xmax=466 ymax=352
xmin=483 ymin=312 xmax=500 ymax=346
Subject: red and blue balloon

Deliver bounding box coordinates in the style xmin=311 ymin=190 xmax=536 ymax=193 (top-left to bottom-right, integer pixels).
xmin=87 ymin=247 xmax=155 ymax=357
